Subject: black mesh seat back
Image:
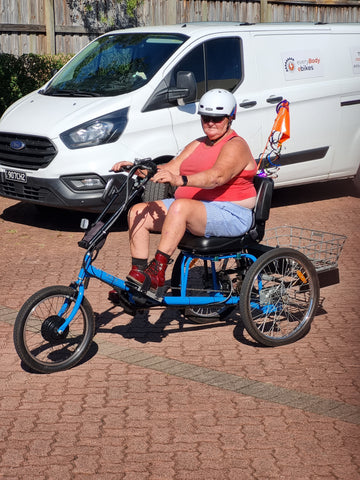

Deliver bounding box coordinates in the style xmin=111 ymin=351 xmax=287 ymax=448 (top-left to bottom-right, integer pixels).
xmin=247 ymin=175 xmax=274 ymax=243
xmin=253 ymin=175 xmax=274 ymax=223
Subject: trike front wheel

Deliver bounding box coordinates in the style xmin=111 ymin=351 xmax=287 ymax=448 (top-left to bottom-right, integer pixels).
xmin=13 ymin=285 xmax=95 ymax=373
xmin=239 ymin=247 xmax=320 ymax=346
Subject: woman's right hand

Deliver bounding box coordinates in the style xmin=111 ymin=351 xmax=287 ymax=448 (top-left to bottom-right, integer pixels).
xmin=111 ymin=161 xmax=148 ymax=178
xmin=110 ymin=161 xmax=133 ymax=172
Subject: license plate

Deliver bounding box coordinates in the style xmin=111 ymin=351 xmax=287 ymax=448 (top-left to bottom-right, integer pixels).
xmin=4 ymin=169 xmax=27 ymax=184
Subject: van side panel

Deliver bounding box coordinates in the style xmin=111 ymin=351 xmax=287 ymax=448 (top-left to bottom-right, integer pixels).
xmin=332 ymin=92 xmax=360 ymax=179
xmin=250 ymin=28 xmax=360 ymax=187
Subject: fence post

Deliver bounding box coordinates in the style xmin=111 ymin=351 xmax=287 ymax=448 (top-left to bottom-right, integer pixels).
xmin=260 ymin=0 xmax=271 ymax=22
xmin=166 ymin=0 xmax=177 ymax=24
xmin=45 ymin=0 xmax=56 ymax=54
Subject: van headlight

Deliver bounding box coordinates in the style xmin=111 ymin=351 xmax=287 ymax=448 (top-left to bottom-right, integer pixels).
xmin=60 ymin=107 xmax=129 ymax=149
xmin=61 ymin=174 xmax=106 ymax=191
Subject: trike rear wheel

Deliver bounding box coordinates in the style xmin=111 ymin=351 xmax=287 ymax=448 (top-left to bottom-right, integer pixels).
xmin=13 ymin=285 xmax=95 ymax=373
xmin=239 ymin=247 xmax=320 ymax=346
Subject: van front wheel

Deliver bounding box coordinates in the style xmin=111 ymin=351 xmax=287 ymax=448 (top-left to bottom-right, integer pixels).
xmin=142 ymin=181 xmax=176 ymax=202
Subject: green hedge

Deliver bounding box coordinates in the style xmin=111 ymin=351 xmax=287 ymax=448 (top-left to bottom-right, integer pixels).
xmin=0 ymin=53 xmax=73 ymax=116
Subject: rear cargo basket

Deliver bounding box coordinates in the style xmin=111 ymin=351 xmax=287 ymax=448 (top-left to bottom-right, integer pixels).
xmin=263 ymin=226 xmax=346 ymax=272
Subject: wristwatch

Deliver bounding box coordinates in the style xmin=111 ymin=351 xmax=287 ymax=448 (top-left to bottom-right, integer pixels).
xmin=181 ymin=175 xmax=188 ymax=186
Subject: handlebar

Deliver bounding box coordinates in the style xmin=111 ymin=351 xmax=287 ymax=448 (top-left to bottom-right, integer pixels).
xmin=102 ymin=157 xmax=158 ymax=204
xmin=118 ymin=158 xmax=158 ymax=178
xmin=82 ymin=158 xmax=158 ymax=251
xmin=134 ymin=158 xmax=157 ymax=176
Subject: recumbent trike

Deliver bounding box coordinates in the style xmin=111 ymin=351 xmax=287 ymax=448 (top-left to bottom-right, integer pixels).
xmin=13 ymin=159 xmax=343 ymax=373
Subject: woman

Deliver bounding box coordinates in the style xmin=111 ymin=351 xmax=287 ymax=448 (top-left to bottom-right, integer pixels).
xmin=111 ymin=89 xmax=257 ymax=292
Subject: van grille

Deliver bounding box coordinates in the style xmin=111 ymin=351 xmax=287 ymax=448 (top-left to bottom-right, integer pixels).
xmin=0 ymin=181 xmax=47 ymax=201
xmin=0 ymin=132 xmax=57 ymax=170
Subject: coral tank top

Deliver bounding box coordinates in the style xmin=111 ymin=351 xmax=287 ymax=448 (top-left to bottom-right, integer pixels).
xmin=175 ymin=132 xmax=257 ymax=202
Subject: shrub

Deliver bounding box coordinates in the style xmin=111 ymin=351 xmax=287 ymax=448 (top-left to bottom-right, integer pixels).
xmin=0 ymin=53 xmax=73 ymax=116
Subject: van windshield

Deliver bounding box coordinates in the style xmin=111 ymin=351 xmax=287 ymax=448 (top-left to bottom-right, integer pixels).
xmin=42 ymin=33 xmax=187 ymax=97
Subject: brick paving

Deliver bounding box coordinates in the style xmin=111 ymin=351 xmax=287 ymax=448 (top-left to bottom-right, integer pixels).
xmin=0 ymin=179 xmax=359 ymax=479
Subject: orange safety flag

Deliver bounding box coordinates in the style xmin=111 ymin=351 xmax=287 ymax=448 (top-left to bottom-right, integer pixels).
xmin=273 ymin=100 xmax=290 ymax=145
xmin=257 ymin=99 xmax=290 ymax=178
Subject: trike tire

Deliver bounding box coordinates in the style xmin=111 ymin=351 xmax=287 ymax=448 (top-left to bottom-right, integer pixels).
xmin=13 ymin=285 xmax=95 ymax=373
xmin=239 ymin=247 xmax=320 ymax=346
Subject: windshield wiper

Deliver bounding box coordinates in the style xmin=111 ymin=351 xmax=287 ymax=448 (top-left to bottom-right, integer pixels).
xmin=42 ymin=89 xmax=101 ymax=97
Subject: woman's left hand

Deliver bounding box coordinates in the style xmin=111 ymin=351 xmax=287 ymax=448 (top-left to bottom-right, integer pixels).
xmin=152 ymin=168 xmax=183 ymax=187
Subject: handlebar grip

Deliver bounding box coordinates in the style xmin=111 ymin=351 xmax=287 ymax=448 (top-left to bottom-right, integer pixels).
xmin=134 ymin=158 xmax=157 ymax=176
xmin=134 ymin=157 xmax=152 ymax=166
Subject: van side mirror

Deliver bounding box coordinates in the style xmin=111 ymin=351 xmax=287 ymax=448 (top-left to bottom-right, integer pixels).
xmin=167 ymin=71 xmax=197 ymax=105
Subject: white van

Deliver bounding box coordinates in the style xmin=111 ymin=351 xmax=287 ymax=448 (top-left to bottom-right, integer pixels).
xmin=0 ymin=22 xmax=359 ymax=211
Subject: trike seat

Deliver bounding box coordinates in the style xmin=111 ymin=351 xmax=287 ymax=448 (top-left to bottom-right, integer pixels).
xmin=177 ymin=175 xmax=274 ymax=255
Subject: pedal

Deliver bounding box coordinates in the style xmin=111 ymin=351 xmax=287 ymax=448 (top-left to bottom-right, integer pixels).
xmin=108 ymin=289 xmax=121 ymax=305
xmin=108 ymin=289 xmax=137 ymax=315
xmin=125 ymin=280 xmax=164 ymax=302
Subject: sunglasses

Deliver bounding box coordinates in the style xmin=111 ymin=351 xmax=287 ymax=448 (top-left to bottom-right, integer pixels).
xmin=201 ymin=115 xmax=227 ymax=124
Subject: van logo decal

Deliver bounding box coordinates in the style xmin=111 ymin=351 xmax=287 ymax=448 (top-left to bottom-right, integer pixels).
xmin=282 ymin=50 xmax=324 ymax=81
xmin=10 ymin=140 xmax=26 ymax=151
xmin=284 ymin=57 xmax=295 ymax=73
xmin=351 ymin=47 xmax=360 ymax=75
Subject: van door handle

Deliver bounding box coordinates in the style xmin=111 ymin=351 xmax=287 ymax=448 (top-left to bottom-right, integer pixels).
xmin=239 ymin=100 xmax=257 ymax=109
xmin=266 ymin=95 xmax=283 ymax=104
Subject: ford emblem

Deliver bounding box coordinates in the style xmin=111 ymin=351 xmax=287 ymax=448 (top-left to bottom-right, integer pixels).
xmin=10 ymin=140 xmax=26 ymax=151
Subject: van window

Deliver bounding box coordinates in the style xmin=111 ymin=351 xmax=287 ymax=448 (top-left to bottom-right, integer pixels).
xmin=42 ymin=33 xmax=187 ymax=97
xmin=206 ymin=38 xmax=242 ymax=92
xmin=173 ymin=44 xmax=206 ymax=97
xmin=173 ymin=37 xmax=242 ymax=99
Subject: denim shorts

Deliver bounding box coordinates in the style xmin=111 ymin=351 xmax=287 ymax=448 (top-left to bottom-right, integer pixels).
xmin=160 ymin=198 xmax=253 ymax=238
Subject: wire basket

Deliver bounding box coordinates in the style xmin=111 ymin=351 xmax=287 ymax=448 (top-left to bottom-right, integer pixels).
xmin=263 ymin=226 xmax=347 ymax=272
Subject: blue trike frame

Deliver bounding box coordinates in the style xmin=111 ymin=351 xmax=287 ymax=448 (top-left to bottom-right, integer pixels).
xmin=57 ymin=250 xmax=259 ymax=334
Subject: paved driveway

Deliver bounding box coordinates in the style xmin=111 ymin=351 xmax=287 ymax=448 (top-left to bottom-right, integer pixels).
xmin=0 ymin=179 xmax=359 ymax=479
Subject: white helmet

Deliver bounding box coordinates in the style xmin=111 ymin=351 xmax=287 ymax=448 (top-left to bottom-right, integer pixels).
xmin=198 ymin=89 xmax=237 ymax=119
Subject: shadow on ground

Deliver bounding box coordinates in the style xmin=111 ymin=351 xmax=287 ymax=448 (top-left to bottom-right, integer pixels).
xmin=1 ymin=202 xmax=128 ymax=232
xmin=94 ymin=306 xmax=239 ymax=345
xmin=271 ymin=178 xmax=358 ymax=208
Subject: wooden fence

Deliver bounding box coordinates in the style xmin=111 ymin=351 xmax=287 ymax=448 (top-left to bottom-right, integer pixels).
xmin=0 ymin=0 xmax=359 ymax=56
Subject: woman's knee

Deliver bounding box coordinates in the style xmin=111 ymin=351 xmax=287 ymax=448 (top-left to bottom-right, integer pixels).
xmin=129 ymin=201 xmax=167 ymax=231
xmin=168 ymin=199 xmax=192 ymax=216
xmin=169 ymin=199 xmax=204 ymax=218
